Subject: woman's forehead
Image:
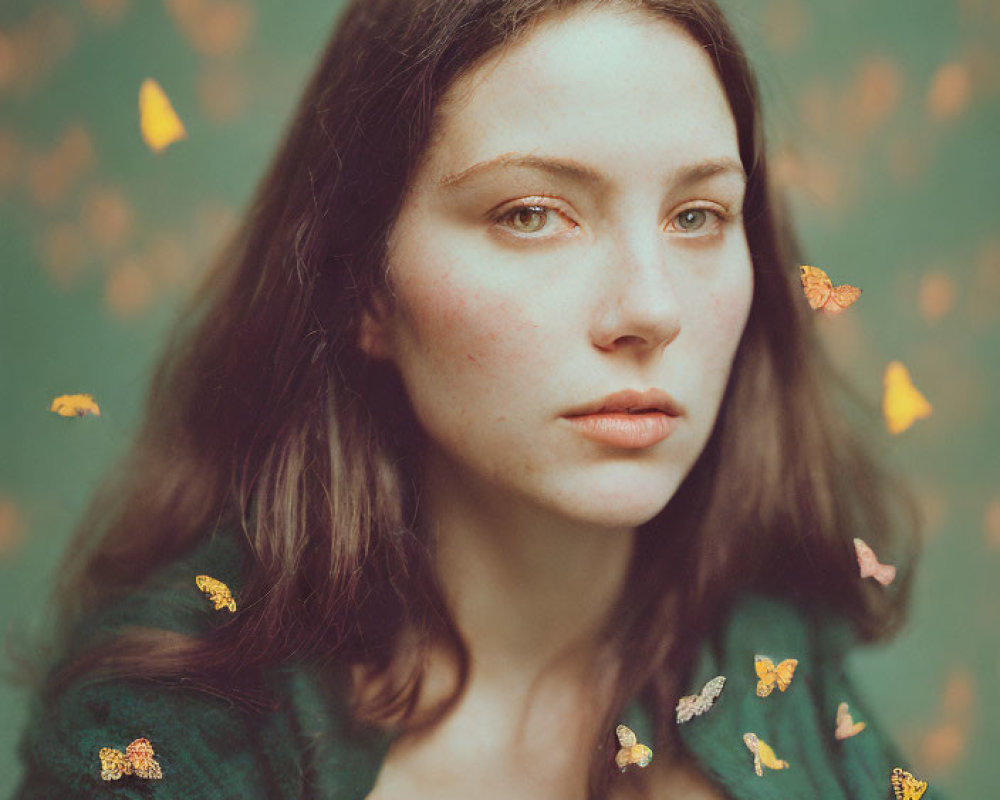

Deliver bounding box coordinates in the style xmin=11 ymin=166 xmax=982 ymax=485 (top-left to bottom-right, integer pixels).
xmin=422 ymin=4 xmax=740 ymax=192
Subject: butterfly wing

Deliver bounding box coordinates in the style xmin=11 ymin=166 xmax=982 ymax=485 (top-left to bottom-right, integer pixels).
xmin=630 ymin=744 xmax=653 ymax=769
xmin=50 ymin=393 xmax=101 ymax=417
xmin=754 ymin=656 xmax=776 ymax=697
xmin=827 ymin=284 xmax=862 ymax=313
xmin=883 ymin=361 xmax=932 ymax=435
xmin=891 ymin=767 xmax=928 ymax=800
xmin=616 ymin=724 xmax=636 ymax=749
xmin=676 ymin=675 xmax=726 ymax=723
xmin=800 ymin=265 xmax=833 ymax=310
xmin=742 ymin=732 xmax=763 ymax=777
xmin=126 ymin=738 xmax=163 ymax=781
xmin=757 ymin=738 xmax=789 ymax=771
xmin=139 ymin=78 xmax=187 ymax=153
xmin=675 ymin=694 xmax=698 ymax=724
xmin=774 ymin=659 xmax=798 ymax=692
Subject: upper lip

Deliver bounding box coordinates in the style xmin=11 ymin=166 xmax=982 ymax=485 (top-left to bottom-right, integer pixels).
xmin=562 ymin=388 xmax=684 ymax=417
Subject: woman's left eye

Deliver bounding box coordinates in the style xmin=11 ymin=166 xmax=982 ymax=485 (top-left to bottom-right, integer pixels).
xmin=667 ymin=207 xmax=729 ymax=235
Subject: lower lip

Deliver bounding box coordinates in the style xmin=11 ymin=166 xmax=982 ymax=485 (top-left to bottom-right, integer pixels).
xmin=561 ymin=412 xmax=679 ymax=448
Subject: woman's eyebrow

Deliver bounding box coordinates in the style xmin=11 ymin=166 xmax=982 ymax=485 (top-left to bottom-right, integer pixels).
xmin=438 ymin=153 xmax=746 ymax=190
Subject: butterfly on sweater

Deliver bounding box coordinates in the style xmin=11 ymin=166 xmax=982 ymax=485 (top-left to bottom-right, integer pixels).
xmin=834 ymin=701 xmax=867 ymax=740
xmin=890 ymin=767 xmax=928 ymax=800
xmin=614 ymin=725 xmax=653 ymax=773
xmin=99 ymin=738 xmax=163 ymax=781
xmin=742 ymin=732 xmax=789 ymax=776
xmin=754 ymin=655 xmax=798 ymax=697
xmin=675 ymin=675 xmax=726 ymax=724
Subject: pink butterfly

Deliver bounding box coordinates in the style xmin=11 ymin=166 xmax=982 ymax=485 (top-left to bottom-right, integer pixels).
xmin=853 ymin=538 xmax=896 ymax=586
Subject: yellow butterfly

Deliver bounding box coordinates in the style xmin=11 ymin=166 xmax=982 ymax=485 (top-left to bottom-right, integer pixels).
xmin=754 ymin=655 xmax=798 ymax=697
xmin=742 ymin=732 xmax=789 ymax=776
xmin=614 ymin=724 xmax=653 ymax=773
xmin=99 ymin=738 xmax=162 ymax=781
xmin=890 ymin=767 xmax=928 ymax=800
xmin=139 ymin=78 xmax=187 ymax=153
xmin=834 ymin=701 xmax=867 ymax=740
xmin=49 ymin=393 xmax=100 ymax=417
xmin=882 ymin=361 xmax=932 ymax=434
xmin=675 ymin=675 xmax=726 ymax=724
xmin=799 ymin=265 xmax=862 ymax=315
xmin=195 ymin=574 xmax=236 ymax=612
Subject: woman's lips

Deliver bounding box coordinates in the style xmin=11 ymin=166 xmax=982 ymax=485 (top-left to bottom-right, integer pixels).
xmin=561 ymin=411 xmax=679 ymax=448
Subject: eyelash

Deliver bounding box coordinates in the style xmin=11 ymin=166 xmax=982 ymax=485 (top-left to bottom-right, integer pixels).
xmin=489 ymin=198 xmax=732 ymax=239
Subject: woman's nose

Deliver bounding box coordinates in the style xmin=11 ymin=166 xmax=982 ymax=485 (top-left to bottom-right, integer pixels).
xmin=590 ymin=230 xmax=682 ymax=355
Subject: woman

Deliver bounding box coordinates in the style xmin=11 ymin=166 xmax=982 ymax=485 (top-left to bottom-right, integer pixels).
xmin=13 ymin=0 xmax=939 ymax=798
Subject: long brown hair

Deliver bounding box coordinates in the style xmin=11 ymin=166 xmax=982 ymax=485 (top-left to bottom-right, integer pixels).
xmin=34 ymin=0 xmax=922 ymax=796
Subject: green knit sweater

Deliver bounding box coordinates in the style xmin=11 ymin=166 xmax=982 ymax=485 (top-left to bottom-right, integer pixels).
xmin=12 ymin=532 xmax=942 ymax=799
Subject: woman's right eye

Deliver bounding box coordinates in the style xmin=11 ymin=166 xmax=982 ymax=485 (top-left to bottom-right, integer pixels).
xmin=491 ymin=201 xmax=577 ymax=239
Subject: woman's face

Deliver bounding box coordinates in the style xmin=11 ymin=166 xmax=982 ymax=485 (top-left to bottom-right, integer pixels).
xmin=361 ymin=5 xmax=753 ymax=529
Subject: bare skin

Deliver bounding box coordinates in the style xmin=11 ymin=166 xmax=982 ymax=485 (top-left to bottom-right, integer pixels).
xmin=357 ymin=3 xmax=752 ymax=798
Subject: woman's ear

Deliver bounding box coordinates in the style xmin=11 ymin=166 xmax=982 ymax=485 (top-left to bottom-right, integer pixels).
xmin=357 ymin=289 xmax=395 ymax=361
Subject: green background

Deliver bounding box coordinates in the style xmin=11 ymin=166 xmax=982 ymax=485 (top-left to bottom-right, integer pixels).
xmin=1 ymin=1 xmax=997 ymax=796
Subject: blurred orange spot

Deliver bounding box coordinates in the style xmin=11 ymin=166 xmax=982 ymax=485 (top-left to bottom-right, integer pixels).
xmin=105 ymin=258 xmax=155 ymax=318
xmin=927 ymin=62 xmax=972 ymax=120
xmin=920 ymin=722 xmax=967 ymax=773
xmin=165 ymin=0 xmax=254 ymax=58
xmin=770 ymin=147 xmax=845 ymax=210
xmin=144 ymin=233 xmax=193 ymax=288
xmin=764 ymin=0 xmax=809 ymax=52
xmin=940 ymin=670 xmax=975 ymax=716
xmin=848 ymin=56 xmax=902 ymax=133
xmin=983 ymin=496 xmax=1000 ymax=549
xmin=197 ymin=63 xmax=248 ymax=124
xmin=0 ymin=7 xmax=76 ymax=95
xmin=916 ymin=481 xmax=947 ymax=541
xmin=82 ymin=0 xmax=131 ymax=24
xmin=26 ymin=124 xmax=96 ymax=209
xmin=918 ymin=272 xmax=956 ymax=322
xmin=962 ymin=41 xmax=1000 ymax=99
xmin=83 ymin=184 xmax=134 ymax=254
xmin=39 ymin=222 xmax=89 ymax=289
xmin=0 ymin=496 xmax=24 ymax=560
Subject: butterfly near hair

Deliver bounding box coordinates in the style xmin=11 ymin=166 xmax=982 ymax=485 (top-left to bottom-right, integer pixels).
xmin=754 ymin=655 xmax=798 ymax=697
xmin=834 ymin=701 xmax=867 ymax=740
xmin=49 ymin=393 xmax=100 ymax=417
xmin=99 ymin=738 xmax=162 ymax=781
xmin=799 ymin=265 xmax=861 ymax=315
xmin=890 ymin=767 xmax=928 ymax=800
xmin=195 ymin=574 xmax=237 ymax=612
xmin=742 ymin=732 xmax=789 ymax=777
xmin=853 ymin=538 xmax=897 ymax=586
xmin=614 ymin=725 xmax=653 ymax=773
xmin=675 ymin=675 xmax=726 ymax=724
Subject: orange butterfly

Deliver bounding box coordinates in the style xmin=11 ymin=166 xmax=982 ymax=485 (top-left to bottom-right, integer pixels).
xmin=49 ymin=393 xmax=100 ymax=417
xmin=799 ymin=265 xmax=862 ymax=314
xmin=754 ymin=655 xmax=798 ymax=697
xmin=834 ymin=701 xmax=867 ymax=740
xmin=742 ymin=732 xmax=789 ymax=776
xmin=890 ymin=767 xmax=928 ymax=800
xmin=99 ymin=738 xmax=162 ymax=781
xmin=853 ymin=538 xmax=896 ymax=586
xmin=614 ymin=724 xmax=653 ymax=773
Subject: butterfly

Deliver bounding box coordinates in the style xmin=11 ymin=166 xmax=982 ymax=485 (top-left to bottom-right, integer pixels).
xmin=49 ymin=393 xmax=100 ymax=417
xmin=882 ymin=361 xmax=932 ymax=435
xmin=99 ymin=738 xmax=163 ymax=781
xmin=195 ymin=574 xmax=236 ymax=612
xmin=799 ymin=265 xmax=862 ymax=315
xmin=834 ymin=701 xmax=867 ymax=740
xmin=742 ymin=732 xmax=789 ymax=776
xmin=139 ymin=78 xmax=187 ymax=153
xmin=890 ymin=767 xmax=928 ymax=800
xmin=675 ymin=675 xmax=726 ymax=724
xmin=614 ymin=724 xmax=653 ymax=773
xmin=853 ymin=538 xmax=896 ymax=586
xmin=754 ymin=655 xmax=798 ymax=697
